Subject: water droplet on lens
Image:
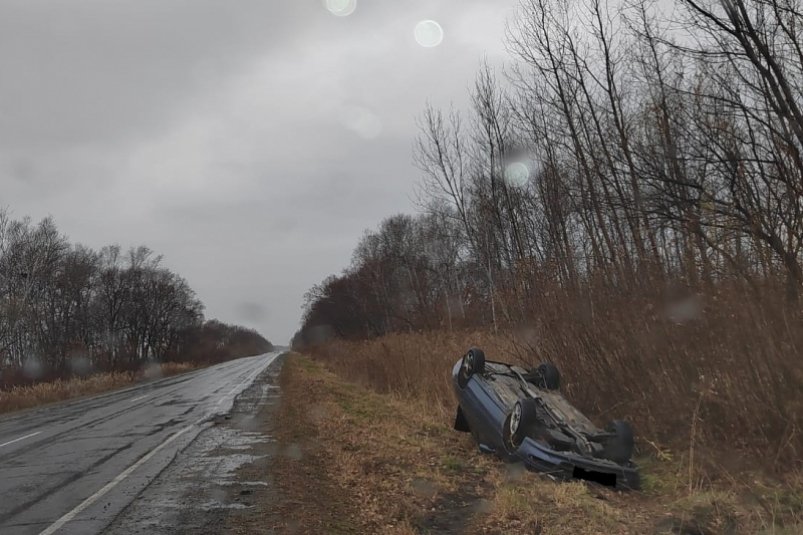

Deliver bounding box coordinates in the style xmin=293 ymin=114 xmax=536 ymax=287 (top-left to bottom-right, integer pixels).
xmin=339 ymin=105 xmax=382 ymax=139
xmin=504 ymin=161 xmax=530 ymax=187
xmin=23 ymin=357 xmax=43 ymax=380
xmin=324 ymin=0 xmax=356 ymax=17
xmin=414 ymin=20 xmax=444 ymax=48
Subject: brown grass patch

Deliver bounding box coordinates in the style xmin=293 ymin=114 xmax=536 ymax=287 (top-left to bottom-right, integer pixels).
xmin=307 ymin=321 xmax=802 ymax=484
xmin=282 ymin=348 xmax=803 ymax=534
xmin=159 ymin=361 xmax=197 ymax=376
xmin=265 ymin=354 xmax=502 ymax=533
xmin=0 ymin=361 xmax=199 ymax=414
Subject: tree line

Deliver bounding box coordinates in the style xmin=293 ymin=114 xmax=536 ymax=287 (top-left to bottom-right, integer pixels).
xmin=295 ymin=0 xmax=803 ymax=344
xmin=0 ymin=210 xmax=272 ymax=387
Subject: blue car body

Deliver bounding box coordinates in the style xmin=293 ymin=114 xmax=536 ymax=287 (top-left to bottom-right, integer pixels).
xmin=451 ymin=359 xmax=640 ymax=489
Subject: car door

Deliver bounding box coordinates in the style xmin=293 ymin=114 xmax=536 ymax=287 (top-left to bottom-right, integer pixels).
xmin=462 ymin=374 xmax=507 ymax=452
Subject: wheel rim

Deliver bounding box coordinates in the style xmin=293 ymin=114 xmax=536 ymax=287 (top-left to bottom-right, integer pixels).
xmin=462 ymin=352 xmax=474 ymax=374
xmin=510 ymin=402 xmax=522 ymax=436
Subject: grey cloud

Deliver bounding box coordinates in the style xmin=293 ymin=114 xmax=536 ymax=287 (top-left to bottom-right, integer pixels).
xmin=1 ymin=0 xmax=514 ymax=343
xmin=0 ymin=0 xmax=318 ymax=150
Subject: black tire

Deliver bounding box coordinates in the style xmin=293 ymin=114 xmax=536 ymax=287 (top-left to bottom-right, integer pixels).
xmin=503 ymin=398 xmax=539 ymax=452
xmin=457 ymin=347 xmax=486 ymax=388
xmin=603 ymin=420 xmax=634 ymax=464
xmin=531 ymin=362 xmax=560 ymax=390
xmin=454 ymin=405 xmax=470 ymax=432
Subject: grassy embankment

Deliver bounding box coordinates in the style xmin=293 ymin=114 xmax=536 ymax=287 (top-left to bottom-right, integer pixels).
xmin=266 ymin=329 xmax=802 ymax=534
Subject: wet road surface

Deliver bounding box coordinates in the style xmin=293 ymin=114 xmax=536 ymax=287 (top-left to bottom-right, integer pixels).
xmin=107 ymin=353 xmax=284 ymax=534
xmin=0 ymin=351 xmax=283 ymax=535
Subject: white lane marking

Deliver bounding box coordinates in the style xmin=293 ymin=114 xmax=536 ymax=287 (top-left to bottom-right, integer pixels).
xmin=215 ymin=353 xmax=278 ymax=406
xmin=38 ymin=425 xmax=193 ymax=535
xmin=130 ymin=395 xmax=149 ymax=403
xmin=193 ymin=414 xmax=209 ymax=426
xmin=216 ymin=383 xmax=241 ymax=406
xmin=0 ymin=431 xmax=42 ymax=449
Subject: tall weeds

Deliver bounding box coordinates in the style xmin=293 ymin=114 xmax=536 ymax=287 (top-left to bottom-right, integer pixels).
xmin=308 ymin=284 xmax=803 ymax=479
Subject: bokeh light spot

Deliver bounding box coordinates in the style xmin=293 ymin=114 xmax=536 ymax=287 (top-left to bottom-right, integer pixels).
xmin=664 ymin=294 xmax=702 ymax=324
xmin=23 ymin=356 xmax=43 ymax=380
xmin=414 ymin=20 xmax=444 ymax=47
xmin=324 ymin=0 xmax=357 ymax=17
xmin=339 ymin=105 xmax=382 ymax=139
xmin=504 ymin=161 xmax=530 ymax=187
xmin=143 ymin=362 xmax=163 ymax=380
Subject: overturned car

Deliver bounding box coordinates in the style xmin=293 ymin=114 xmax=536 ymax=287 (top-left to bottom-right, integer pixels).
xmin=452 ymin=348 xmax=640 ymax=489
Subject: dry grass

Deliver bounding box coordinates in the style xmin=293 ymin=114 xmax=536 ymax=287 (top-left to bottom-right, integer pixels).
xmin=271 ymin=354 xmax=802 ymax=534
xmin=265 ymin=354 xmax=503 ymax=534
xmin=0 ymin=361 xmax=199 ymax=414
xmin=307 ymin=287 xmax=803 ymax=481
xmin=158 ymin=361 xmax=197 ymax=376
xmin=308 ymin=331 xmax=514 ymax=421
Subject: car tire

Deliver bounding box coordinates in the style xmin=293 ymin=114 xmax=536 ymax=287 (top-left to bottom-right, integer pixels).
xmin=503 ymin=398 xmax=538 ymax=452
xmin=457 ymin=347 xmax=486 ymax=388
xmin=603 ymin=420 xmax=634 ymax=464
xmin=532 ymin=362 xmax=560 ymax=390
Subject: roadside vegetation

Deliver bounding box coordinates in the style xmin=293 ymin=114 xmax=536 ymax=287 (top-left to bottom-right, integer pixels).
xmin=291 ymin=0 xmax=803 ymax=532
xmin=305 ymin=315 xmax=801 ymax=487
xmin=0 ymin=362 xmax=196 ymax=414
xmin=0 ymin=210 xmax=272 ymax=403
xmin=268 ymin=354 xmax=801 ymax=534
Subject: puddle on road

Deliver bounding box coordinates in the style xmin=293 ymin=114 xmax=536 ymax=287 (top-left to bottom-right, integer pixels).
xmin=109 ymin=425 xmax=276 ymax=526
xmin=199 ymin=500 xmax=253 ymax=511
xmin=171 ymin=413 xmax=273 ymax=490
xmin=218 ymin=480 xmax=269 ymax=487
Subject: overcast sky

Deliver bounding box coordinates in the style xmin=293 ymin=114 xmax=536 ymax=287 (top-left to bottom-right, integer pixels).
xmin=0 ymin=0 xmax=514 ymax=344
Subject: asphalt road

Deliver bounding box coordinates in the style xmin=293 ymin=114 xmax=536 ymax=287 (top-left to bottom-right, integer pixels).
xmin=0 ymin=351 xmax=283 ymax=535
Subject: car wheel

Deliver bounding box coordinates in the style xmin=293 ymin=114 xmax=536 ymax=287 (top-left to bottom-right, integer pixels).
xmin=503 ymin=398 xmax=538 ymax=452
xmin=457 ymin=347 xmax=486 ymax=388
xmin=533 ymin=362 xmax=560 ymax=390
xmin=603 ymin=420 xmax=634 ymax=464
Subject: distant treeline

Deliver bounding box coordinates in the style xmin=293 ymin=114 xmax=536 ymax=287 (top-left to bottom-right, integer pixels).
xmin=0 ymin=210 xmax=272 ymax=387
xmin=295 ymin=0 xmax=803 ymax=344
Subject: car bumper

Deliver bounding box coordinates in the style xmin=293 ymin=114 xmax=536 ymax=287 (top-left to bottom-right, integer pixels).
xmin=514 ymin=437 xmax=640 ymax=490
